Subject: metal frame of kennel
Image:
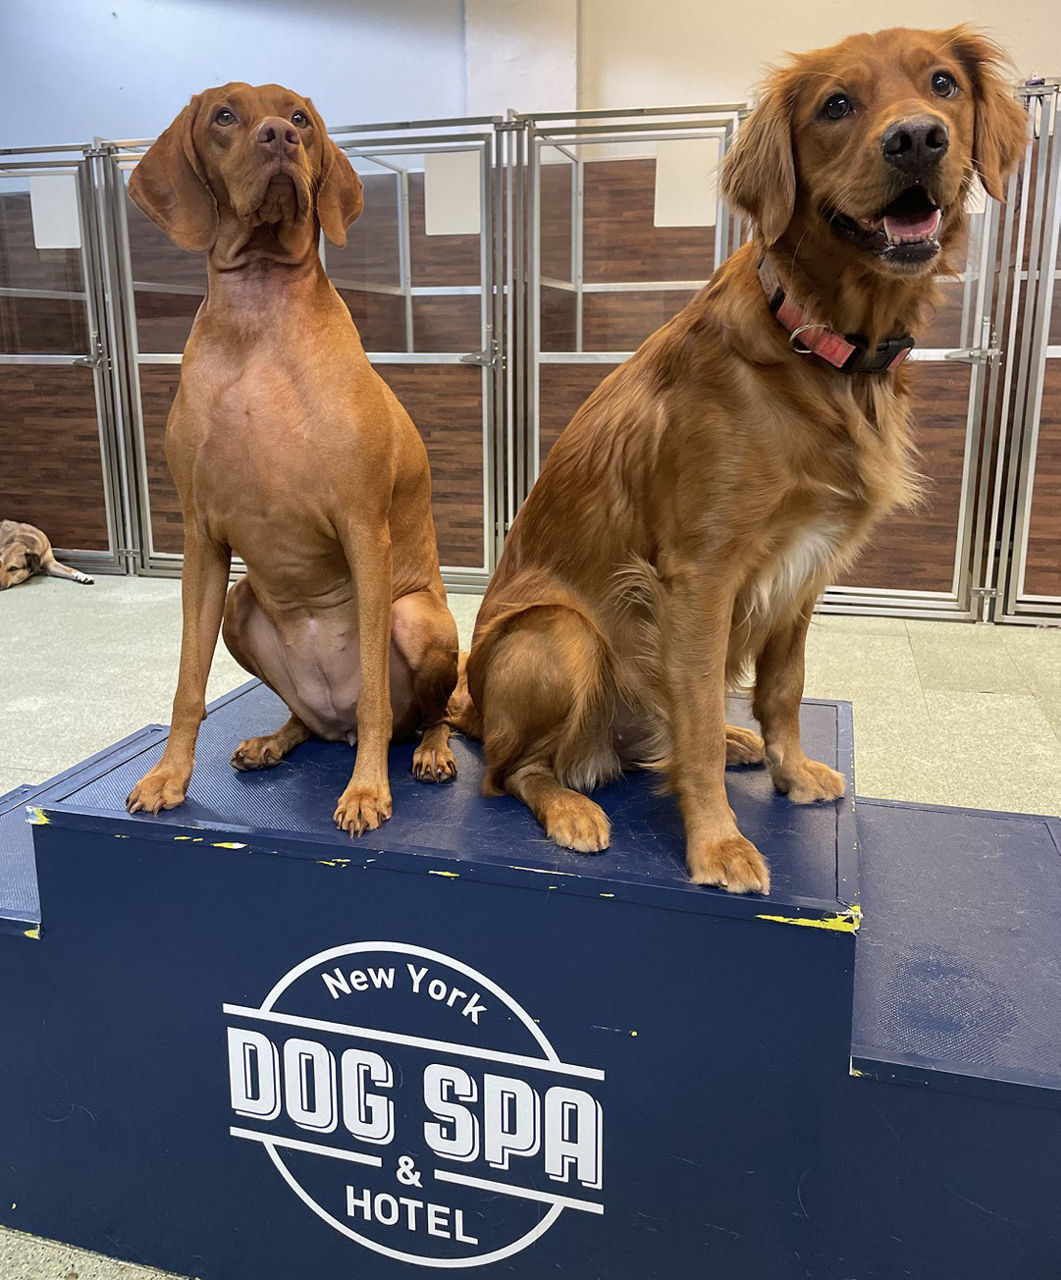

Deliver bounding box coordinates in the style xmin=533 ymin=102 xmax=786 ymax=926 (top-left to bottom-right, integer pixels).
xmin=0 ymin=142 xmax=131 ymax=576
xmin=100 ymin=118 xmax=510 ymax=590
xmin=516 ymin=105 xmax=1035 ymax=622
xmin=1 ymin=89 xmax=1058 ymax=622
xmin=990 ymin=81 xmax=1061 ymax=623
xmin=515 ymin=104 xmax=744 ymax=494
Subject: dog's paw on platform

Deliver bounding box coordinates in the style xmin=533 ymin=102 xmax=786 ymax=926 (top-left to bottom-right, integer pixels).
xmin=412 ymin=745 xmax=458 ymax=783
xmin=726 ymin=724 xmax=766 ymax=765
xmin=125 ymin=765 xmax=188 ymax=815
xmin=543 ymin=792 xmax=611 ymax=854
xmin=687 ymin=833 xmax=771 ymax=895
xmin=772 ymin=757 xmax=846 ymax=805
xmin=231 ymin=717 xmax=310 ymax=772
xmin=334 ymin=781 xmax=393 ymax=836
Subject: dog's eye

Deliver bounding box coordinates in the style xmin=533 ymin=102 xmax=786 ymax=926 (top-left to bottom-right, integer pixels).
xmin=931 ymin=71 xmax=958 ymax=98
xmin=291 ymin=110 xmax=310 ymax=128
xmin=822 ymin=94 xmax=853 ymax=120
xmin=214 ymin=108 xmax=236 ymax=126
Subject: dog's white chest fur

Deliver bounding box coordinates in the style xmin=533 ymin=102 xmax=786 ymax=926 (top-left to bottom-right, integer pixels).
xmin=743 ymin=523 xmax=841 ymax=623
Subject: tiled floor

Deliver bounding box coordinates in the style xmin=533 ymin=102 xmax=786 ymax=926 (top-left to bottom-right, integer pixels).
xmin=1 ymin=574 xmax=1059 ymax=1278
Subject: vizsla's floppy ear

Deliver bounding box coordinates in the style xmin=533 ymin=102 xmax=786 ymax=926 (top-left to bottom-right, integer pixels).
xmin=721 ymin=72 xmax=796 ymax=245
xmin=128 ymin=97 xmax=218 ymax=252
xmin=946 ymin=26 xmax=1028 ymax=201
xmin=304 ymin=99 xmax=364 ymax=247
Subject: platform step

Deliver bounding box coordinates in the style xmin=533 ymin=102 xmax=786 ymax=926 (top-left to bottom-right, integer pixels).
xmin=0 ymin=787 xmax=39 ymax=936
xmin=853 ymin=797 xmax=1061 ymax=1103
xmin=0 ymin=725 xmax=168 ymax=935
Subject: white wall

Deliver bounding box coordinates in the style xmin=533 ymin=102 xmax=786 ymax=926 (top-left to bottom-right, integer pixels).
xmin=0 ymin=0 xmax=466 ymax=149
xmin=3 ymin=1 xmax=1057 ymax=149
xmin=464 ymin=0 xmax=578 ymax=117
xmin=579 ymin=1 xmax=1060 ymax=111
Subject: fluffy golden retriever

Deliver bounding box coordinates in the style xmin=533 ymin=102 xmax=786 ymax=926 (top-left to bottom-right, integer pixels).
xmin=456 ymin=27 xmax=1027 ymax=892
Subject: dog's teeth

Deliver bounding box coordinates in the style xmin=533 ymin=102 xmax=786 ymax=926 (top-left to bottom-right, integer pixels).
xmin=882 ymin=209 xmax=941 ymax=245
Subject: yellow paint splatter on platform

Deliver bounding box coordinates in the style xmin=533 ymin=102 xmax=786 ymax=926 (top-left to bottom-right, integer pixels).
xmin=756 ymin=904 xmax=861 ymax=933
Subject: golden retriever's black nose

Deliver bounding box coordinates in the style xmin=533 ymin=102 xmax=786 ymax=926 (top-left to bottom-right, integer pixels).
xmin=881 ymin=117 xmax=949 ymax=173
xmin=257 ymin=118 xmax=300 ymax=157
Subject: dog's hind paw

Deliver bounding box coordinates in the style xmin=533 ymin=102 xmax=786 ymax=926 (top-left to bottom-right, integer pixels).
xmin=725 ymin=724 xmax=766 ymax=765
xmin=232 ymin=738 xmax=282 ymax=771
xmin=412 ymin=743 xmax=458 ymax=783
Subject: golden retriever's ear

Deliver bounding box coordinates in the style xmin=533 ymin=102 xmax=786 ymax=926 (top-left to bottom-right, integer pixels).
xmin=305 ymin=102 xmax=364 ymax=247
xmin=946 ymin=27 xmax=1028 ymax=201
xmin=129 ymin=99 xmax=218 ymax=252
xmin=722 ymin=75 xmax=796 ymax=245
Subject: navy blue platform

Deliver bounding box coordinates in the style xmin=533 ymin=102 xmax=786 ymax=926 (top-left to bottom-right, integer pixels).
xmin=17 ymin=681 xmax=858 ymax=920
xmin=853 ymin=798 xmax=1061 ymax=1103
xmin=0 ymin=680 xmax=1059 ymax=1280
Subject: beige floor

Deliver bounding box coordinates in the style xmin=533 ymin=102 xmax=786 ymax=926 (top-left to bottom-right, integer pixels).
xmin=1 ymin=575 xmax=1059 ymax=1278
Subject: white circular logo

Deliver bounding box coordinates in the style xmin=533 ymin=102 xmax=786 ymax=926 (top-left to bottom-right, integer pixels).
xmin=223 ymin=942 xmax=606 ymax=1268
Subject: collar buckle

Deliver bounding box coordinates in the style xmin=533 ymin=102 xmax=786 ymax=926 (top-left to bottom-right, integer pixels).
xmin=757 ymin=256 xmax=915 ymax=375
xmin=838 ymin=333 xmax=915 ymax=374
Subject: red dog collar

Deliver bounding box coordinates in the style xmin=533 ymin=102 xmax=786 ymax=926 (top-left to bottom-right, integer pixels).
xmin=757 ymin=256 xmax=914 ymax=374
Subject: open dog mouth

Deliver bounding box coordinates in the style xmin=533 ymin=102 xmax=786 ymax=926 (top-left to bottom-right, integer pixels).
xmin=829 ymin=186 xmax=943 ymax=265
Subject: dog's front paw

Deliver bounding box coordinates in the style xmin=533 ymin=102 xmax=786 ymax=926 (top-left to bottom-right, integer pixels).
xmin=772 ymin=757 xmax=846 ymax=805
xmin=687 ymin=833 xmax=770 ymax=894
xmin=76 ymin=572 xmax=94 ymax=585
xmin=334 ymin=782 xmax=393 ymax=836
xmin=412 ymin=742 xmax=457 ymax=783
xmin=543 ymin=793 xmax=611 ymax=853
xmin=126 ymin=765 xmax=189 ymax=815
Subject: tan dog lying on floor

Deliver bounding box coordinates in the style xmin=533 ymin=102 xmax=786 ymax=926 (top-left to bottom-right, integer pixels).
xmin=0 ymin=521 xmax=93 ymax=590
xmin=456 ymin=27 xmax=1026 ymax=892
xmin=125 ymin=83 xmax=459 ymax=831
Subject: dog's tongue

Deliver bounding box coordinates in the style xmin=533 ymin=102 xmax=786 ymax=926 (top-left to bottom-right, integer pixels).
xmin=858 ymin=207 xmax=941 ymax=243
xmin=882 ymin=208 xmax=941 ymax=243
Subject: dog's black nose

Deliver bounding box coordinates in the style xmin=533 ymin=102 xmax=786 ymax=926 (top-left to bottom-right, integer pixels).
xmin=881 ymin=117 xmax=949 ymax=172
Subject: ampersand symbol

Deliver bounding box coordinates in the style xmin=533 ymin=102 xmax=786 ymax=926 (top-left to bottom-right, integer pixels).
xmin=396 ymin=1156 xmax=422 ymax=1187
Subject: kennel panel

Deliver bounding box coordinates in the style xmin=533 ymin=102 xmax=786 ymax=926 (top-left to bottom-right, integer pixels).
xmin=0 ymin=364 xmax=109 ymax=550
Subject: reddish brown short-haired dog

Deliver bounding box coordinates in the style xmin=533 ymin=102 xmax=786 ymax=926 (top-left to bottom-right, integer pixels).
xmin=125 ymin=84 xmax=458 ymax=828
xmin=458 ymin=27 xmax=1027 ymax=892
